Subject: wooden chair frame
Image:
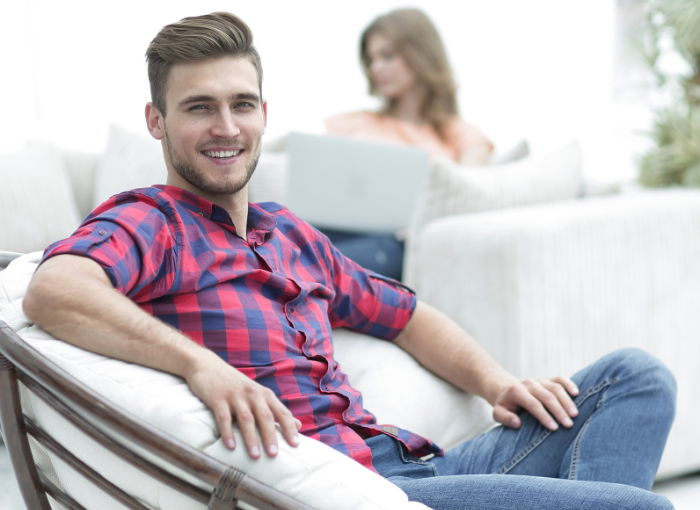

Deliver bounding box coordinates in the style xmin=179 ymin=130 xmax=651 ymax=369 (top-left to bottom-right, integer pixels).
xmin=0 ymin=254 xmax=313 ymax=510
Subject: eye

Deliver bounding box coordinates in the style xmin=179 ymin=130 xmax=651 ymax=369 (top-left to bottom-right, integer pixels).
xmin=234 ymin=101 xmax=256 ymax=111
xmin=188 ymin=104 xmax=210 ymax=112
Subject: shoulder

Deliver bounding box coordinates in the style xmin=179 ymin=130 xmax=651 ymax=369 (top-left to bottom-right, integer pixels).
xmin=87 ymin=186 xmax=181 ymax=231
xmin=325 ymin=110 xmax=380 ymax=135
xmin=444 ymin=117 xmax=489 ymax=141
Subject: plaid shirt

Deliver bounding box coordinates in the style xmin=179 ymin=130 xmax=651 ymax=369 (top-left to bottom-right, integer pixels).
xmin=44 ymin=185 xmax=442 ymax=469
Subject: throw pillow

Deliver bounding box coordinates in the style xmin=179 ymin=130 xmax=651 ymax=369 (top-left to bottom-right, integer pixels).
xmin=410 ymin=140 xmax=583 ymax=236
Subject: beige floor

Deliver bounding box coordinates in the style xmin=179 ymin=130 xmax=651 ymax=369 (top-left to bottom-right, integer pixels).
xmin=1 ymin=445 xmax=698 ymax=509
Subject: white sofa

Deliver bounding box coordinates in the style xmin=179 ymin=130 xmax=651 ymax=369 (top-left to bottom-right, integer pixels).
xmin=0 ymin=123 xmax=698 ymax=504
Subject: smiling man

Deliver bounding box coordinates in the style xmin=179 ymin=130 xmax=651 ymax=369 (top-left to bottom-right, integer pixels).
xmin=22 ymin=12 xmax=676 ymax=510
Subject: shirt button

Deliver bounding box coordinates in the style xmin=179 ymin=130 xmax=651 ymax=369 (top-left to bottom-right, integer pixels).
xmin=97 ymin=229 xmax=107 ymax=236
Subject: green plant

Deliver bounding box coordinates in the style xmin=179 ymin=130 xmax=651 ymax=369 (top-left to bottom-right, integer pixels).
xmin=639 ymin=0 xmax=700 ymax=187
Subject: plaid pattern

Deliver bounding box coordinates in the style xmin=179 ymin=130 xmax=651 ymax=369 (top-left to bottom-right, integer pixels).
xmin=44 ymin=185 xmax=442 ymax=469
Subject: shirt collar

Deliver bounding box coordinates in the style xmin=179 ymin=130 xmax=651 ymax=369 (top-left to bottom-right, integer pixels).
xmin=154 ymin=185 xmax=276 ymax=234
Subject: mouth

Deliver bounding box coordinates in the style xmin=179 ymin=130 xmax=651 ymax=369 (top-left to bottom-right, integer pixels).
xmin=201 ymin=148 xmax=243 ymax=159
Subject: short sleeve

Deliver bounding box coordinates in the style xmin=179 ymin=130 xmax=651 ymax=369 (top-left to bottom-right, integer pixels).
xmin=43 ymin=195 xmax=179 ymax=301
xmin=321 ymin=237 xmax=416 ymax=340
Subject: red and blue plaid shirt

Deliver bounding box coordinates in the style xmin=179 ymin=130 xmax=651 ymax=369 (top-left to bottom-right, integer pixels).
xmin=44 ymin=185 xmax=442 ymax=469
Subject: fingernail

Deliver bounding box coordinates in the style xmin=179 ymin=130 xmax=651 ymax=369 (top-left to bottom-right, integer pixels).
xmin=292 ymin=433 xmax=300 ymax=445
xmin=250 ymin=446 xmax=260 ymax=458
xmin=226 ymin=439 xmax=235 ymax=449
xmin=563 ymin=417 xmax=573 ymax=427
xmin=569 ymin=407 xmax=579 ymax=417
xmin=268 ymin=444 xmax=278 ymax=455
xmin=548 ymin=421 xmax=559 ymax=431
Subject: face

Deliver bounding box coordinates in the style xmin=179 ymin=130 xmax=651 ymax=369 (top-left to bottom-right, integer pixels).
xmin=146 ymin=56 xmax=267 ymax=202
xmin=366 ymin=33 xmax=417 ymax=101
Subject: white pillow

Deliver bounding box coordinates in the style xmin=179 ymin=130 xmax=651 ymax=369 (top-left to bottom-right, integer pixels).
xmin=411 ymin=140 xmax=583 ymax=236
xmin=333 ymin=329 xmax=495 ymax=450
xmin=0 ymin=145 xmax=81 ymax=253
xmin=0 ymin=254 xmax=429 ymax=510
xmin=93 ymin=124 xmax=167 ymax=208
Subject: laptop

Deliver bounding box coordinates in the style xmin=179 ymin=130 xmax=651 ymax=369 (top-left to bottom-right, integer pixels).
xmin=285 ymin=132 xmax=430 ymax=233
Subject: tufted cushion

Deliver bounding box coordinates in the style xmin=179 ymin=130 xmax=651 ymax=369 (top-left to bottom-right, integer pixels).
xmin=1 ymin=253 xmax=443 ymax=509
xmin=0 ymin=145 xmax=81 ymax=253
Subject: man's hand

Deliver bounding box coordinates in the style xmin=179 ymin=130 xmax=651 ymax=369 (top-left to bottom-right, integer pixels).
xmin=185 ymin=350 xmax=301 ymax=459
xmin=492 ymin=376 xmax=580 ymax=431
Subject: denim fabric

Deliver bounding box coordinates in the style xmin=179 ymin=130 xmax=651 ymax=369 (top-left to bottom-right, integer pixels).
xmin=318 ymin=227 xmax=404 ymax=281
xmin=369 ymin=348 xmax=676 ymax=510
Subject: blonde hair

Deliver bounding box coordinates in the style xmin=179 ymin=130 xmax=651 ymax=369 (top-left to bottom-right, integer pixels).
xmin=146 ymin=12 xmax=262 ymax=115
xmin=360 ymin=8 xmax=458 ymax=138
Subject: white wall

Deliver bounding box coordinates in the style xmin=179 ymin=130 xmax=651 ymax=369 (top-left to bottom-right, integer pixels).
xmin=1 ymin=0 xmax=650 ymax=180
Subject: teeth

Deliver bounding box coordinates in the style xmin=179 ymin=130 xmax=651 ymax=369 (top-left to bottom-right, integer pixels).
xmin=203 ymin=149 xmax=241 ymax=158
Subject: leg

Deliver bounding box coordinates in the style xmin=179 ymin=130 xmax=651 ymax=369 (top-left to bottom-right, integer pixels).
xmin=368 ymin=435 xmax=673 ymax=510
xmin=318 ymin=227 xmax=404 ymax=280
xmin=434 ymin=348 xmax=676 ymax=489
xmin=391 ymin=475 xmax=674 ymax=510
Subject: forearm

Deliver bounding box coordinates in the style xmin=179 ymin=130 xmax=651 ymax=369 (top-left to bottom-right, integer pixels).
xmin=22 ymin=254 xmax=211 ymax=378
xmin=394 ymin=300 xmax=517 ymax=404
xmin=23 ymin=254 xmax=301 ymax=456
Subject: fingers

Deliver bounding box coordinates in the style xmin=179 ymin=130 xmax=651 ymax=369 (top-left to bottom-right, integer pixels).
xmin=228 ymin=386 xmax=300 ymax=459
xmin=213 ymin=402 xmax=237 ymax=450
xmin=494 ymin=376 xmax=580 ymax=432
xmin=492 ymin=406 xmax=522 ymax=429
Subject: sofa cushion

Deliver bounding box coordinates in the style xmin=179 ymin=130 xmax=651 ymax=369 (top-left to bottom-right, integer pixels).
xmin=411 ymin=140 xmax=583 ymax=235
xmin=0 ymin=144 xmax=82 ymax=253
xmin=0 ymin=253 xmax=432 ymax=509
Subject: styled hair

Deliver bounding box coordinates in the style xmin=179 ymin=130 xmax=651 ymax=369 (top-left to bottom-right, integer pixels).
xmin=146 ymin=12 xmax=262 ymax=114
xmin=360 ymin=8 xmax=458 ymax=137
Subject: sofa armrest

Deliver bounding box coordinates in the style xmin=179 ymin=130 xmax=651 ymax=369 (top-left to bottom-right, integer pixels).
xmin=404 ymin=189 xmax=700 ymax=477
xmin=407 ymin=189 xmax=700 ymax=374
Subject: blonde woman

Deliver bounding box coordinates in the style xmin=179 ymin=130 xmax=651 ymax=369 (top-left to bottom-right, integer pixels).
xmin=326 ymin=8 xmax=493 ymax=165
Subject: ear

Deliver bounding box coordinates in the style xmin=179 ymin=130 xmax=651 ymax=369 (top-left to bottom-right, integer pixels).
xmin=262 ymin=101 xmax=268 ymax=129
xmin=145 ymin=103 xmax=165 ymax=140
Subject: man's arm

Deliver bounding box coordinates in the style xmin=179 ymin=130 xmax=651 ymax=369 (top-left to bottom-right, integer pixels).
xmin=22 ymin=254 xmax=300 ymax=458
xmin=394 ymin=301 xmax=579 ymax=431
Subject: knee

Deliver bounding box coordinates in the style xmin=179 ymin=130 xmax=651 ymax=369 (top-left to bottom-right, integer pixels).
xmin=602 ymin=348 xmax=677 ymax=403
xmin=648 ymin=493 xmax=675 ymax=510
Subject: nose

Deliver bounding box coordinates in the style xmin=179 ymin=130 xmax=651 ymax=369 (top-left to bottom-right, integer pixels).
xmin=211 ymin=110 xmax=241 ymax=138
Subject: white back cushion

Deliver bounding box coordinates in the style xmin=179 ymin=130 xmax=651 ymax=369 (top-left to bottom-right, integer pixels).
xmin=0 ymin=146 xmax=81 ymax=253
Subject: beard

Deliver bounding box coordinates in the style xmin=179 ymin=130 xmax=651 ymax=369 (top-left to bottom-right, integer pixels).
xmin=164 ymin=129 xmax=259 ymax=197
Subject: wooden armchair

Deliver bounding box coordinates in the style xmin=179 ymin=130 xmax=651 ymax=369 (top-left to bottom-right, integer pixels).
xmin=0 ymin=252 xmax=310 ymax=510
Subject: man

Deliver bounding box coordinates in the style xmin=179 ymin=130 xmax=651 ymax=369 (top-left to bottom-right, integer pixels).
xmin=23 ymin=12 xmax=675 ymax=510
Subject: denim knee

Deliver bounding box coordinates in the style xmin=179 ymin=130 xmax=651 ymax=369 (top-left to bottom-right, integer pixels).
xmin=600 ymin=348 xmax=676 ymax=399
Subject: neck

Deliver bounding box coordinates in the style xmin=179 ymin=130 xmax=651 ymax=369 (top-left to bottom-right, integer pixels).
xmin=216 ymin=189 xmax=249 ymax=238
xmin=387 ymin=85 xmax=427 ymax=125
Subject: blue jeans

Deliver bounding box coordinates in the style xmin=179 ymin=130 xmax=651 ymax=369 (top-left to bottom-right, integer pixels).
xmin=318 ymin=227 xmax=404 ymax=281
xmin=369 ymin=348 xmax=676 ymax=510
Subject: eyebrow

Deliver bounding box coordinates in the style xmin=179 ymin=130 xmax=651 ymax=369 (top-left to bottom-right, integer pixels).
xmin=178 ymin=92 xmax=261 ymax=107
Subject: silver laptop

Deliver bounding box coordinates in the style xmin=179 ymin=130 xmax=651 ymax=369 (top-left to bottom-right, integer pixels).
xmin=285 ymin=132 xmax=430 ymax=233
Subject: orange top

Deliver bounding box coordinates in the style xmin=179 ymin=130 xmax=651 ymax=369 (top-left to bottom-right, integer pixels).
xmin=325 ymin=111 xmax=493 ymax=164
